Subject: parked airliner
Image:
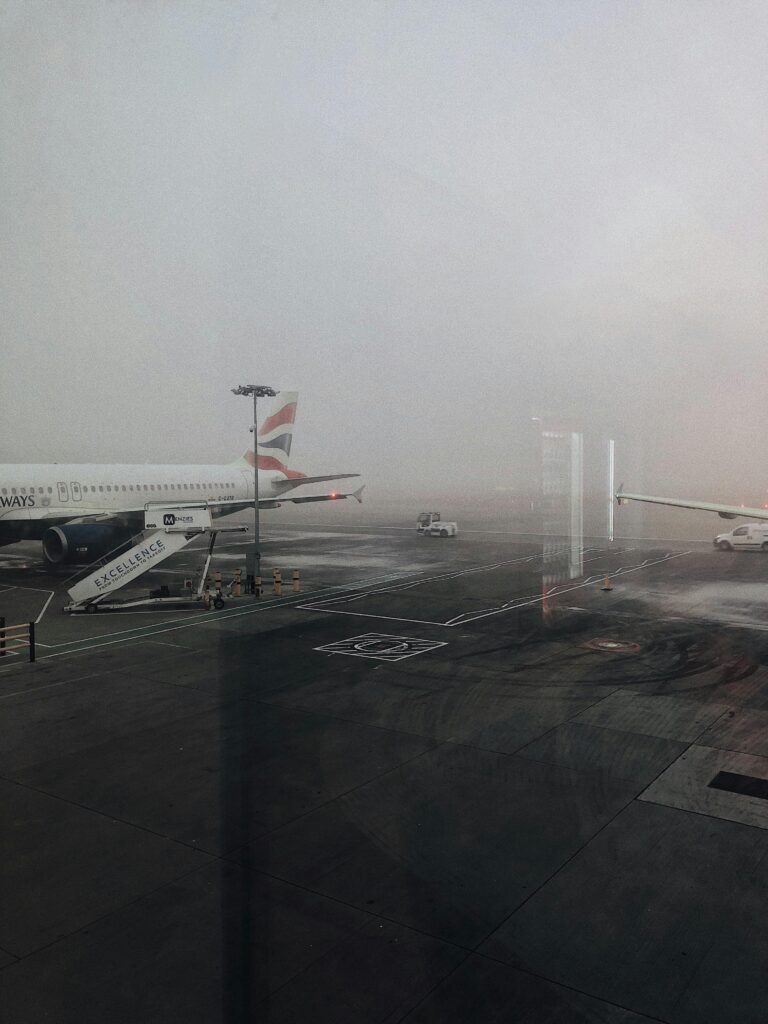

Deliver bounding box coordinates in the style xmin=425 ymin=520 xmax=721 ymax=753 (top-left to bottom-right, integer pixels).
xmin=0 ymin=392 xmax=362 ymax=565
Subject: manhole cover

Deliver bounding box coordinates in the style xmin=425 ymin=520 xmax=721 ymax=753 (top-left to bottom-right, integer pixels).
xmin=584 ymin=638 xmax=642 ymax=654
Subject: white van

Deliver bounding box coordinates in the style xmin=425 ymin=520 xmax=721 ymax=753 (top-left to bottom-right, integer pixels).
xmin=714 ymin=523 xmax=768 ymax=551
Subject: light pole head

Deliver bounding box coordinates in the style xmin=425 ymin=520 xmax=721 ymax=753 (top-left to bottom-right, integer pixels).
xmin=231 ymin=384 xmax=278 ymax=399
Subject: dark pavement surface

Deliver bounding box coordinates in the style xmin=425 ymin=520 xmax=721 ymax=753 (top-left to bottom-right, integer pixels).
xmin=3 ymin=516 xmax=768 ymax=1021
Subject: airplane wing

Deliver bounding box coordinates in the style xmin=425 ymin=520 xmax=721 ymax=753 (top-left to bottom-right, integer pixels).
xmin=284 ymin=485 xmax=365 ymax=505
xmin=616 ymin=489 xmax=768 ymax=521
xmin=212 ymin=484 xmax=365 ymax=510
xmin=271 ymin=473 xmax=360 ymax=492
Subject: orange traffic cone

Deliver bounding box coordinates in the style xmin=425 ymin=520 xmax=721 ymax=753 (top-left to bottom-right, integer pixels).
xmin=601 ymin=575 xmax=614 ymax=592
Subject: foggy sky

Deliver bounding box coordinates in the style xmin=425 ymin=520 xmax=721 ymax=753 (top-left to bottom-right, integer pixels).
xmin=2 ymin=1 xmax=768 ymax=503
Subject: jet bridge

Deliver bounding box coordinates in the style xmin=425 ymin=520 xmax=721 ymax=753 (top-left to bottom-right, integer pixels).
xmin=65 ymin=505 xmax=246 ymax=612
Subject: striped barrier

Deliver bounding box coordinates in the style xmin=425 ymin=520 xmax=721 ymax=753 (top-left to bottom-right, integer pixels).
xmin=0 ymin=617 xmax=36 ymax=663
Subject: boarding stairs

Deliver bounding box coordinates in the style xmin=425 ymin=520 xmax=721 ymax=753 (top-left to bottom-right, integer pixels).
xmin=65 ymin=505 xmax=245 ymax=612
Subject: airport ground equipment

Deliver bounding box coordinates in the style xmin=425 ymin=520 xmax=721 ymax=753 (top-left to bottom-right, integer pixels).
xmin=417 ymin=512 xmax=441 ymax=532
xmin=417 ymin=512 xmax=459 ymax=538
xmin=425 ymin=521 xmax=459 ymax=538
xmin=64 ymin=505 xmax=246 ymax=613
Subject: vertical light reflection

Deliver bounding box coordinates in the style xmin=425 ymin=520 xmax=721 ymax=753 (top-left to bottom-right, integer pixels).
xmin=608 ymin=438 xmax=615 ymax=543
xmin=541 ymin=429 xmax=584 ymax=621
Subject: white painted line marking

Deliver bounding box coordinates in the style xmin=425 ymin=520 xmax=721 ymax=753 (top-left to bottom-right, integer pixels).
xmin=34 ymin=591 xmax=55 ymax=624
xmin=299 ymin=547 xmax=608 ymax=614
xmin=7 ymin=547 xmax=690 ymax=663
xmin=307 ymin=608 xmax=448 ymax=627
xmin=0 ymin=678 xmax=72 ymax=698
xmin=0 ymin=584 xmax=56 ymax=624
xmin=40 ymin=569 xmax=413 ymax=649
xmin=315 ymin=632 xmax=447 ymax=661
xmin=447 ymin=551 xmax=692 ymax=625
xmin=34 ymin=569 xmax=424 ymax=660
xmin=0 ymin=663 xmax=162 ymax=699
xmin=298 ymin=550 xmax=690 ymax=629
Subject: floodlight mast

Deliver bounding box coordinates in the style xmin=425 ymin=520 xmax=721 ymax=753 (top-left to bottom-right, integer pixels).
xmin=231 ymin=384 xmax=278 ymax=591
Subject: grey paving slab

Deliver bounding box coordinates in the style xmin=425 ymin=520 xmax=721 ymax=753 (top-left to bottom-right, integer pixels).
xmin=481 ymin=800 xmax=768 ymax=1024
xmin=0 ymin=948 xmax=16 ymax=970
xmin=698 ymin=705 xmax=768 ymax=756
xmin=670 ymin=889 xmax=768 ymax=1024
xmin=42 ymin=639 xmax=193 ymax=671
xmin=639 ymin=743 xmax=768 ymax=830
xmin=575 ymin=689 xmax=730 ymax=741
xmin=265 ymin=666 xmax=600 ymax=754
xmin=132 ymin=647 xmax=245 ymax=693
xmin=247 ymin=743 xmax=637 ymax=946
xmin=16 ymin=701 xmax=435 ymax=854
xmin=650 ymin=671 xmax=768 ymax=706
xmin=400 ymin=953 xmax=660 ymax=1023
xmin=0 ymin=778 xmax=210 ymax=957
xmin=739 ymin=667 xmax=768 ymax=710
xmin=401 ymin=638 xmax=696 ymax=693
xmin=5 ymin=531 xmax=768 ymax=1019
xmin=0 ymin=672 xmax=222 ymax=773
xmin=517 ymin=721 xmax=688 ymax=785
xmin=254 ymin=918 xmax=465 ymax=1024
xmin=136 ymin=620 xmax=369 ymax=694
xmin=0 ymin=658 xmax=107 ymax=694
xmin=0 ymin=859 xmax=403 ymax=1024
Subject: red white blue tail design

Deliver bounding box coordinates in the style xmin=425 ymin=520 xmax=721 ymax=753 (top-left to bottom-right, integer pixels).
xmin=238 ymin=391 xmax=306 ymax=479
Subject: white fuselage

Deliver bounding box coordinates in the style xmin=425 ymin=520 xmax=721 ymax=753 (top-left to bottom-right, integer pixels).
xmin=0 ymin=462 xmax=283 ymax=542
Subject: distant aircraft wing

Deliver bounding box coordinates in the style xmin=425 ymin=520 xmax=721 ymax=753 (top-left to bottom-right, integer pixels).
xmin=617 ymin=489 xmax=768 ymax=521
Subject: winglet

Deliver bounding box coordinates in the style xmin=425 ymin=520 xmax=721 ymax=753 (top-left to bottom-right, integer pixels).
xmin=352 ymin=485 xmax=365 ymax=504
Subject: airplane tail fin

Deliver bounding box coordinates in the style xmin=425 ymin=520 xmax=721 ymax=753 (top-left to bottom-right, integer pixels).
xmin=236 ymin=391 xmax=306 ymax=479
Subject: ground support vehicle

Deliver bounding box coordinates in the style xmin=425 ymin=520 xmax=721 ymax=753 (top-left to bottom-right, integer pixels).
xmin=417 ymin=512 xmax=458 ymax=538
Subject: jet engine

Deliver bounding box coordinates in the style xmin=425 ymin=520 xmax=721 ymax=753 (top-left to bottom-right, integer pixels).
xmin=42 ymin=523 xmax=136 ymax=566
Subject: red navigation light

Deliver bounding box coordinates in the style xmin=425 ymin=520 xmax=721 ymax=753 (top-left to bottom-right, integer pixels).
xmin=331 ymin=491 xmax=337 ymax=498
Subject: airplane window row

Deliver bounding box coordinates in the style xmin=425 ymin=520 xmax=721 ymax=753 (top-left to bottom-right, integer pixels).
xmin=1 ymin=483 xmax=237 ymax=495
xmin=2 ymin=487 xmax=54 ymax=495
xmin=85 ymin=483 xmax=236 ymax=492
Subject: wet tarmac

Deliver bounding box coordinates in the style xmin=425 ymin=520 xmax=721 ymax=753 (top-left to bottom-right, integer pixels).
xmin=2 ymin=515 xmax=768 ymax=1022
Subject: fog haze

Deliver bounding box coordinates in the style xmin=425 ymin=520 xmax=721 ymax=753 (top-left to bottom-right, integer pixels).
xmin=3 ymin=1 xmax=767 ymax=506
